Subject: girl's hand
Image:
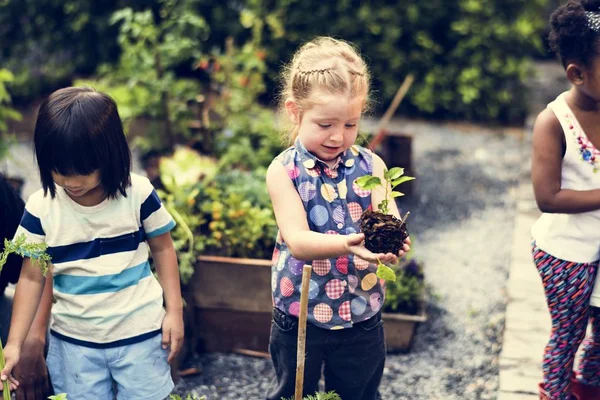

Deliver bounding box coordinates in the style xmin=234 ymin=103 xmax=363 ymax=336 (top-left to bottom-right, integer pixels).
xmin=398 ymin=236 xmax=411 ymax=258
xmin=161 ymin=310 xmax=184 ymax=364
xmin=345 ymin=233 xmax=398 ymax=264
xmin=0 ymin=343 xmax=22 ymax=391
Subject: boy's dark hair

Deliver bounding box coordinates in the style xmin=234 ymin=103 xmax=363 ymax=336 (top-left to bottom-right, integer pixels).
xmin=549 ymin=0 xmax=600 ymax=67
xmin=34 ymin=86 xmax=131 ymax=199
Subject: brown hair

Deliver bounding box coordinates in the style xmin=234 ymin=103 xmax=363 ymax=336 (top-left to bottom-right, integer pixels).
xmin=279 ymin=37 xmax=371 ymax=143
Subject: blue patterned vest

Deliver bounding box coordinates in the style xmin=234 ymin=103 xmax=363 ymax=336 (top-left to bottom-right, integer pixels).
xmin=271 ymin=139 xmax=385 ymax=330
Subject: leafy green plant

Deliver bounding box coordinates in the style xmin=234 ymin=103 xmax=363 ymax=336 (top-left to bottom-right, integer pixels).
xmin=156 ymin=147 xmax=277 ymax=283
xmin=77 ymin=0 xmax=208 ymax=151
xmin=48 ymin=394 xmax=68 ymax=400
xmin=157 ymin=147 xmax=218 ymax=283
xmin=198 ymin=169 xmax=277 ymax=259
xmin=200 ymin=29 xmax=284 ymax=169
xmin=355 ymin=167 xmax=415 ymax=215
xmin=355 ymin=167 xmax=414 ymax=282
xmin=0 ymin=234 xmax=51 ymax=400
xmin=282 ymin=391 xmax=342 ymax=400
xmin=383 ymin=258 xmax=425 ymax=315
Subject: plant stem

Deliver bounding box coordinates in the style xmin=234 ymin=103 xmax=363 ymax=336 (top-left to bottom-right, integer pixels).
xmin=401 ymin=211 xmax=410 ymax=224
xmin=382 ymin=176 xmax=390 ymax=214
xmin=1 ymin=339 xmax=10 ymax=400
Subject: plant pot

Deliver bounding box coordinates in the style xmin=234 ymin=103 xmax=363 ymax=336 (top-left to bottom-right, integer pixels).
xmin=382 ymin=297 xmax=427 ymax=353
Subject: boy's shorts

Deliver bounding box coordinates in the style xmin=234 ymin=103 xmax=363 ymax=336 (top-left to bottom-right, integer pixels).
xmin=46 ymin=331 xmax=174 ymax=400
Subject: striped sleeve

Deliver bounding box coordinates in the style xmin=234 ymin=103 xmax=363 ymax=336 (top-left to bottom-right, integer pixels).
xmin=13 ymin=192 xmax=46 ymax=247
xmin=139 ymin=178 xmax=176 ymax=238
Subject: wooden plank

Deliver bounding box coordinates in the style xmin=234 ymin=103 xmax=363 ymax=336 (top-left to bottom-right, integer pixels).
xmin=192 ymin=257 xmax=273 ymax=312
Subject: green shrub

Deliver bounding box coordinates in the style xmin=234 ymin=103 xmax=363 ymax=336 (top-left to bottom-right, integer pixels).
xmin=0 ymin=0 xmax=128 ymax=102
xmin=157 ymin=147 xmax=277 ymax=283
xmin=241 ymin=0 xmax=548 ymax=123
xmin=384 ymin=258 xmax=425 ymax=315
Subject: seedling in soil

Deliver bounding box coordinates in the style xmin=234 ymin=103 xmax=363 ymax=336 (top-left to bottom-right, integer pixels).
xmin=0 ymin=234 xmax=51 ymax=400
xmin=355 ymin=167 xmax=414 ymax=281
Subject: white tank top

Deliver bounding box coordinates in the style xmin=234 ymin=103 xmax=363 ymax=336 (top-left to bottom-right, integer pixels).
xmin=531 ymin=92 xmax=600 ymax=265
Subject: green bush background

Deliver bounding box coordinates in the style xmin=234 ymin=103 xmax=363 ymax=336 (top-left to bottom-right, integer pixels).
xmin=0 ymin=0 xmax=550 ymax=123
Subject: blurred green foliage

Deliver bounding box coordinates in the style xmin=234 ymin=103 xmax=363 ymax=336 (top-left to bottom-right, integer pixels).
xmin=206 ymin=37 xmax=285 ymax=170
xmin=1 ymin=0 xmax=548 ymax=123
xmin=75 ymin=0 xmax=208 ymax=151
xmin=0 ymin=69 xmax=21 ymax=160
xmin=242 ymin=0 xmax=549 ymax=123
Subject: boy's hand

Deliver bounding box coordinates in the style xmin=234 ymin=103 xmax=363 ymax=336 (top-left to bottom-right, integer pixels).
xmin=0 ymin=342 xmax=22 ymax=391
xmin=161 ymin=310 xmax=184 ymax=364
xmin=345 ymin=233 xmax=398 ymax=264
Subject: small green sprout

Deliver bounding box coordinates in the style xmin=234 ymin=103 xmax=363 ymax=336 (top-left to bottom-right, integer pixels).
xmin=356 ymin=167 xmax=415 ymax=282
xmin=355 ymin=167 xmax=415 ymax=215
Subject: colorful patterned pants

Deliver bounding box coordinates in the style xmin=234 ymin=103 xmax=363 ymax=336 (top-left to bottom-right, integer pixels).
xmin=578 ymin=306 xmax=600 ymax=386
xmin=532 ymin=242 xmax=599 ymax=399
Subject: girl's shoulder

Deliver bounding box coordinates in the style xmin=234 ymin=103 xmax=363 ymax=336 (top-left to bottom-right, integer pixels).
xmin=273 ymin=145 xmax=300 ymax=166
xmin=350 ymin=144 xmax=373 ymax=158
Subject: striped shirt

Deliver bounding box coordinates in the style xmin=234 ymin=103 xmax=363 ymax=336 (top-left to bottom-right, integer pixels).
xmin=14 ymin=173 xmax=176 ymax=347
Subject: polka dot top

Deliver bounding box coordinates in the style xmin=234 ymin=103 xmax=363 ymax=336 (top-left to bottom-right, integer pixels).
xmin=271 ymin=139 xmax=385 ymax=330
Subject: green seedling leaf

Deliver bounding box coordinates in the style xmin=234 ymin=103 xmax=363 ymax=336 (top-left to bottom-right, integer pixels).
xmin=386 ymin=167 xmax=405 ymax=180
xmin=48 ymin=394 xmax=68 ymax=400
xmin=376 ymin=262 xmax=397 ymax=282
xmin=355 ymin=176 xmax=381 ymax=190
xmin=391 ymin=176 xmax=415 ymax=187
xmin=391 ymin=192 xmax=405 ymax=198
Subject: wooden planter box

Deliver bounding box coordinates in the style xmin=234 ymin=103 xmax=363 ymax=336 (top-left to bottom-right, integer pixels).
xmin=189 ymin=255 xmax=426 ymax=354
xmin=189 ymin=255 xmax=273 ymax=353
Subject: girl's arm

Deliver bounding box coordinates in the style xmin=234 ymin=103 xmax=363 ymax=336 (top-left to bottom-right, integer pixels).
xmin=532 ymin=108 xmax=600 ymax=213
xmin=266 ymin=161 xmax=397 ymax=263
xmin=147 ymin=232 xmax=183 ymax=363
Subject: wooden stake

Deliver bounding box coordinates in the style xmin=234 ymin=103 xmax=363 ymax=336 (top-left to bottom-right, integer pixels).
xmin=295 ymin=265 xmax=312 ymax=400
xmin=368 ymin=74 xmax=415 ymax=151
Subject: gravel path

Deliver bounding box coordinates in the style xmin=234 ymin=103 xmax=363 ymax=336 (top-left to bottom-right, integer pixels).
xmin=173 ymin=119 xmax=525 ymax=400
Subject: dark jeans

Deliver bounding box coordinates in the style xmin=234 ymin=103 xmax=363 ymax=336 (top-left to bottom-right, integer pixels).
xmin=266 ymin=308 xmax=386 ymax=400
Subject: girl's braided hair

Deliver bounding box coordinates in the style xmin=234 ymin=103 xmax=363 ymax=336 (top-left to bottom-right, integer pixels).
xmin=278 ymin=37 xmax=370 ymax=143
xmin=549 ymin=0 xmax=600 ymax=67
